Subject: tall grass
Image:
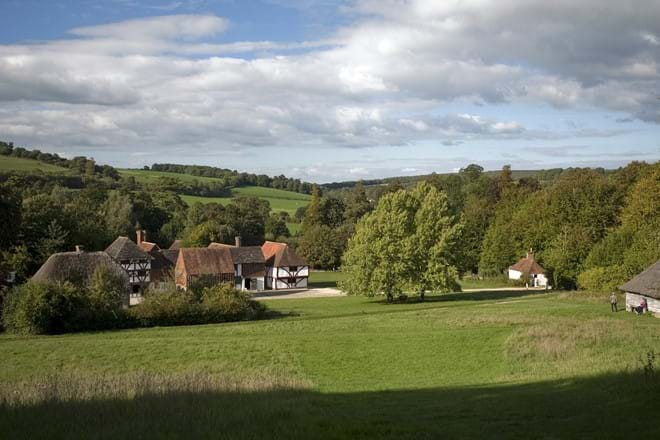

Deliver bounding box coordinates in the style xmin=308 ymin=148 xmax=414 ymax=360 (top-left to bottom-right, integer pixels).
xmin=0 ymin=372 xmax=311 ymax=407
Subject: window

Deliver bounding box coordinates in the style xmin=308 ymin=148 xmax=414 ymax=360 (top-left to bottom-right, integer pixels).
xmin=290 ymin=266 xmax=298 ymax=272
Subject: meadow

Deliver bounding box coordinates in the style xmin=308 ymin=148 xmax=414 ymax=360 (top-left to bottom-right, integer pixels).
xmin=0 ymin=155 xmax=68 ymax=173
xmin=1 ymin=290 xmax=659 ymax=439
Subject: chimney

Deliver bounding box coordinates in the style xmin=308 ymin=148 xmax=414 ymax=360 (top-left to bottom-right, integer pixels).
xmin=75 ymin=245 xmax=84 ymax=253
xmin=136 ymin=229 xmax=143 ymax=245
xmin=235 ymin=236 xmax=242 ymax=247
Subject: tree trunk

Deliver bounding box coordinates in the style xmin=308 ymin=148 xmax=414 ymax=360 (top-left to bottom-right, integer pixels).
xmin=420 ymin=291 xmax=425 ymax=302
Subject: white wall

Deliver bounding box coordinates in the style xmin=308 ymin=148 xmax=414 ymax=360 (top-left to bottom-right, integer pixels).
xmin=626 ymin=292 xmax=660 ymax=314
xmin=508 ymin=269 xmax=522 ymax=280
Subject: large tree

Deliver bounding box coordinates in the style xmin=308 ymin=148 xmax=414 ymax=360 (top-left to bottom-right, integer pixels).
xmin=340 ymin=182 xmax=461 ymax=301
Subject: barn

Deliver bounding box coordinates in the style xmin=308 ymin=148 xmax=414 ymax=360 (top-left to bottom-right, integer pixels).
xmin=620 ymin=259 xmax=660 ymax=315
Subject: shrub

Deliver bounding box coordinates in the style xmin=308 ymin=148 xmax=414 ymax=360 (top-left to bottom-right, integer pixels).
xmin=129 ymin=290 xmax=199 ymax=327
xmin=577 ymin=265 xmax=628 ymax=293
xmin=2 ymin=282 xmax=87 ymax=334
xmin=201 ymin=284 xmax=265 ymax=322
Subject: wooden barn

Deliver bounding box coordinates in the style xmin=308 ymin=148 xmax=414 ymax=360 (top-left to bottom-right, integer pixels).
xmin=209 ymin=237 xmax=265 ymax=291
xmin=508 ymin=250 xmax=548 ymax=288
xmin=261 ymin=241 xmax=309 ymax=290
xmin=105 ymin=235 xmax=153 ymax=304
xmin=174 ymin=247 xmax=234 ymax=291
xmin=620 ymin=259 xmax=660 ymax=315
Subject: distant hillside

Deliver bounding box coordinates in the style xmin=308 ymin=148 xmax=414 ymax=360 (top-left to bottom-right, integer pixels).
xmin=0 ymin=155 xmax=69 ymax=173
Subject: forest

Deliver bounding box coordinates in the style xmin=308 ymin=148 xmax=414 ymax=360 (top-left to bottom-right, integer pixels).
xmin=1 ymin=140 xmax=658 ymax=295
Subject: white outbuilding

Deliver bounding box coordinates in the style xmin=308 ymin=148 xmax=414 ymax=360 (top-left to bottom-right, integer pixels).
xmin=508 ymin=250 xmax=548 ymax=288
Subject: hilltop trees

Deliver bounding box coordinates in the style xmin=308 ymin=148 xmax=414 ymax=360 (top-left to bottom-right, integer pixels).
xmin=341 ymin=182 xmax=461 ymax=301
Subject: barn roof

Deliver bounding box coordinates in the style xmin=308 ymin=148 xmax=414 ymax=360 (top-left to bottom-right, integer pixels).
xmin=261 ymin=241 xmax=306 ymax=267
xmin=178 ymin=248 xmax=234 ymax=276
xmin=32 ymin=251 xmax=129 ymax=290
xmin=105 ymin=237 xmax=153 ymax=261
xmin=620 ymin=259 xmax=660 ymax=299
xmin=209 ymin=242 xmax=265 ymax=265
xmin=509 ymin=252 xmax=545 ymax=275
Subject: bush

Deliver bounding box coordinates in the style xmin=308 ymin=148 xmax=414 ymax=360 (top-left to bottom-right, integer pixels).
xmin=129 ymin=284 xmax=265 ymax=328
xmin=201 ymin=284 xmax=265 ymax=322
xmin=2 ymin=282 xmax=88 ymax=334
xmin=129 ymin=290 xmax=198 ymax=327
xmin=577 ymin=265 xmax=629 ymax=293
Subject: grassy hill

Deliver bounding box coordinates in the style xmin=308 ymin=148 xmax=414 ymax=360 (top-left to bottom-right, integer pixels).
xmin=1 ymin=291 xmax=659 ymax=438
xmin=120 ymin=169 xmax=311 ymax=216
xmin=0 ymin=155 xmax=69 ymax=173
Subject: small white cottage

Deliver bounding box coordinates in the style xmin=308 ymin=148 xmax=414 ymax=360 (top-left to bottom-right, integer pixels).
xmin=620 ymin=259 xmax=660 ymax=315
xmin=508 ymin=250 xmax=548 ymax=288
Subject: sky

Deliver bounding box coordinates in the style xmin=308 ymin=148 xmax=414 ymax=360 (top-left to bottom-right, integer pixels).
xmin=1 ymin=0 xmax=659 ymax=183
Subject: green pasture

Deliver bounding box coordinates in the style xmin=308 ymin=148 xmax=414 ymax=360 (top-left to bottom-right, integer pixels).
xmin=1 ymin=291 xmax=659 ymax=438
xmin=0 ymin=156 xmax=68 ymax=173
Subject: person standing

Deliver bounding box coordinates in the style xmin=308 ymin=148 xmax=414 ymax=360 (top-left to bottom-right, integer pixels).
xmin=610 ymin=292 xmax=618 ymax=312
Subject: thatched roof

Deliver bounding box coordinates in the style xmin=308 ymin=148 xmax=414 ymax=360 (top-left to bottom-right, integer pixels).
xmin=105 ymin=237 xmax=153 ymax=262
xmin=177 ymin=248 xmax=234 ymax=276
xmin=620 ymin=260 xmax=660 ymax=299
xmin=261 ymin=241 xmax=306 ymax=267
xmin=209 ymin=243 xmax=265 ymax=264
xmin=509 ymin=252 xmax=545 ymax=275
xmin=32 ymin=251 xmax=129 ymax=290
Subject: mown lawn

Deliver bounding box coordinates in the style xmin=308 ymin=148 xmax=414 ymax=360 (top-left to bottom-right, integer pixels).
xmin=1 ymin=291 xmax=659 ymax=439
xmin=309 ymin=270 xmax=346 ymax=288
xmin=0 ymin=155 xmax=68 ymax=173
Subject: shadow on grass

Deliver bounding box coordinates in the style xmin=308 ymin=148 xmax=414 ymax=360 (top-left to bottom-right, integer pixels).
xmin=1 ymin=372 xmax=658 ymax=439
xmin=374 ymin=289 xmax=548 ymax=306
xmin=308 ymin=281 xmax=339 ymax=288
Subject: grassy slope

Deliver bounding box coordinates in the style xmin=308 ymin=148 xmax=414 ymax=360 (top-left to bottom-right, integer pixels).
xmin=2 ymin=291 xmax=660 ymax=438
xmin=0 ymin=155 xmax=68 ymax=173
xmin=309 ymin=272 xmax=513 ymax=290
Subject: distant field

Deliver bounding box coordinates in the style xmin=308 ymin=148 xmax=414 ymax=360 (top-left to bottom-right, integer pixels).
xmin=1 ymin=292 xmax=659 ymax=438
xmin=119 ymin=169 xmax=226 ymax=184
xmin=0 ymin=155 xmax=68 ymax=173
xmin=180 ymin=187 xmax=310 ymax=216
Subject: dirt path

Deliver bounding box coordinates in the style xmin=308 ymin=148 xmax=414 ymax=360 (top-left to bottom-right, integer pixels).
xmin=253 ymin=286 xmax=546 ymax=300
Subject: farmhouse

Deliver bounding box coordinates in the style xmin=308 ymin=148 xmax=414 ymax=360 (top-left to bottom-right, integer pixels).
xmin=508 ymin=250 xmax=548 ymax=287
xmin=261 ymin=241 xmax=309 ymax=290
xmin=620 ymin=259 xmax=660 ymax=315
xmin=209 ymin=237 xmax=265 ymax=291
xmin=174 ymin=247 xmax=234 ymax=291
xmin=32 ymin=247 xmax=131 ymax=305
xmin=136 ymin=230 xmax=179 ymax=287
xmin=105 ymin=235 xmax=153 ymax=304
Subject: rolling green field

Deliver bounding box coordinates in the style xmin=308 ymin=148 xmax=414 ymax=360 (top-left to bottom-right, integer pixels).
xmin=180 ymin=189 xmax=309 ymax=215
xmin=2 ymin=291 xmax=659 ymax=439
xmin=0 ymin=155 xmax=68 ymax=173
xmin=120 ymin=169 xmax=311 ymax=215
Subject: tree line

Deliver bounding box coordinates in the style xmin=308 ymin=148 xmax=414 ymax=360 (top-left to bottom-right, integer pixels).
xmin=151 ymin=163 xmax=314 ymax=194
xmin=299 ymin=162 xmax=660 ymax=294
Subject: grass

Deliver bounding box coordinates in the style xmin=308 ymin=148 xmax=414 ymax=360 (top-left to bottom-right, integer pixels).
xmin=309 ymin=270 xmax=346 ymax=288
xmin=2 ymin=291 xmax=660 ymax=438
xmin=180 ymin=190 xmax=309 ymax=216
xmin=459 ymin=277 xmax=514 ymax=289
xmin=0 ymin=155 xmax=69 ymax=173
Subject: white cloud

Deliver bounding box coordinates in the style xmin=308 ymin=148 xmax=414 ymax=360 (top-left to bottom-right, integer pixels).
xmin=0 ymin=2 xmax=659 ymax=174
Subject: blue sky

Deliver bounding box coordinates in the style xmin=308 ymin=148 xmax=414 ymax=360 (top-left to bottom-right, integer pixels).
xmin=1 ymin=0 xmax=658 ymax=182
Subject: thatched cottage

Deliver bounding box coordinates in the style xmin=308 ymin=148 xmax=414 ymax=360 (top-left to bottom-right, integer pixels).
xmin=261 ymin=241 xmax=309 ymax=290
xmin=32 ymin=247 xmax=130 ymax=304
xmin=508 ymin=250 xmax=548 ymax=288
xmin=620 ymin=259 xmax=660 ymax=315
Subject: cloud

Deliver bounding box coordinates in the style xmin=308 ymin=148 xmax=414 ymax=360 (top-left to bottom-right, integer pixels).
xmin=0 ymin=3 xmax=659 ymax=178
